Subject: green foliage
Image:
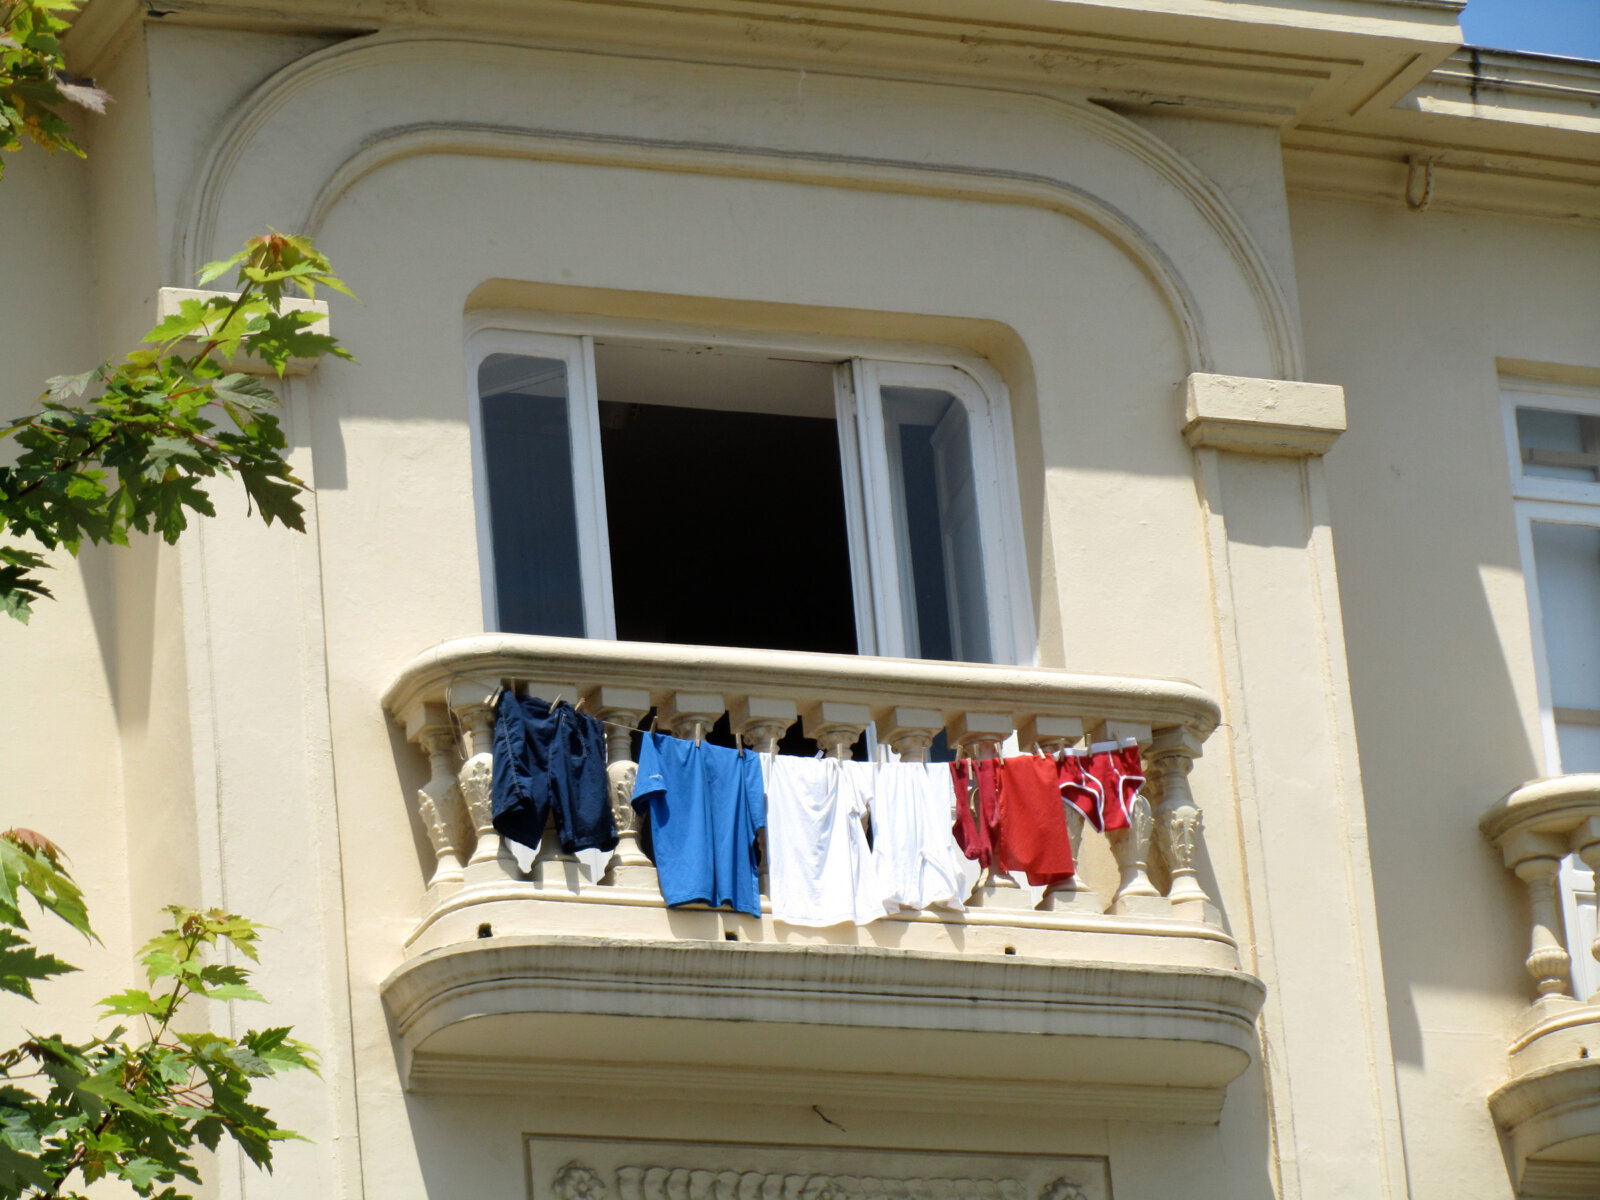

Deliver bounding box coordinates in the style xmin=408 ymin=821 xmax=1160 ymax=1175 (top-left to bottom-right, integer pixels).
xmin=0 ymin=0 xmax=108 ymax=182
xmin=0 ymin=231 xmax=354 ymax=622
xmin=0 ymin=832 xmax=318 ymax=1199
xmin=3 ymin=25 xmax=332 ymax=1200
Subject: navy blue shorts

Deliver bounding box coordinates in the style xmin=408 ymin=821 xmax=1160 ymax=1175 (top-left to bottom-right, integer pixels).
xmin=491 ymin=693 xmax=617 ymax=854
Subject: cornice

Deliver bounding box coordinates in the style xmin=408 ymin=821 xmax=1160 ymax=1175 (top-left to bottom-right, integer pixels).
xmin=1284 ymin=49 xmax=1600 ymax=223
xmin=75 ymin=0 xmax=1460 ymax=126
xmin=70 ymin=0 xmax=1599 ymax=222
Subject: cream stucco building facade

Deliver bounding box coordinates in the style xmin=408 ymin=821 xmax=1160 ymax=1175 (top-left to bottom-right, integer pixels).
xmin=3 ymin=1 xmax=1599 ymax=1197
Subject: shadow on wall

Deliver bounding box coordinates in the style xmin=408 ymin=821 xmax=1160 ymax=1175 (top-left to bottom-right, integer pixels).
xmin=83 ymin=533 xmax=157 ymax=729
xmin=1329 ymin=484 xmax=1539 ymax=1069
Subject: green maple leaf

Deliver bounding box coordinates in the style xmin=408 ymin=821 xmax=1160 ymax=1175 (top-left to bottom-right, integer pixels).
xmin=0 ymin=928 xmax=77 ymax=1000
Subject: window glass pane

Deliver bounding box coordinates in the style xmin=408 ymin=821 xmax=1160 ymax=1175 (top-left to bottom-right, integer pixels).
xmin=1517 ymin=406 xmax=1600 ymax=482
xmin=1532 ymin=519 xmax=1600 ymax=771
xmin=478 ymin=352 xmax=585 ymax=637
xmin=882 ymin=386 xmax=990 ymax=663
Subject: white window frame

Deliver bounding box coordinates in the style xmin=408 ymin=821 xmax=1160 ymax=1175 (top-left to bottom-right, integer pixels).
xmin=1504 ymin=377 xmax=1600 ymax=999
xmin=464 ymin=311 xmax=1037 ymax=666
xmin=465 ymin=328 xmax=617 ymax=641
xmin=1503 ymin=379 xmax=1600 ymax=771
xmin=1502 ymin=380 xmax=1600 ymax=508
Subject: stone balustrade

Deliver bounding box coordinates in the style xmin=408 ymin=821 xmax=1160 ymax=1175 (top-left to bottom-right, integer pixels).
xmin=379 ymin=636 xmax=1266 ymax=1114
xmin=1480 ymin=775 xmax=1600 ymax=1191
xmin=382 ymin=635 xmax=1229 ymax=943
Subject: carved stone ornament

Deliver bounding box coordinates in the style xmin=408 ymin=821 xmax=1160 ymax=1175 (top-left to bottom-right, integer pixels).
xmin=1038 ymin=1179 xmax=1089 ymax=1200
xmin=608 ymin=759 xmax=640 ymax=835
xmin=460 ymin=754 xmax=495 ymax=837
xmin=553 ymin=1162 xmax=610 ymax=1200
xmin=414 ymin=783 xmax=459 ymax=854
xmin=1157 ymin=803 xmax=1203 ymax=870
xmin=609 ymin=1166 xmax=1033 ymax=1200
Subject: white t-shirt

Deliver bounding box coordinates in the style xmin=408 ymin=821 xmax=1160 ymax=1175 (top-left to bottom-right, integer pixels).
xmin=861 ymin=760 xmax=971 ymax=912
xmin=764 ymin=755 xmax=895 ymax=927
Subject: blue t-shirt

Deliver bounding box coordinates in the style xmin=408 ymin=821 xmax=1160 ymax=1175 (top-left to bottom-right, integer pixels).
xmin=631 ymin=732 xmax=766 ymax=917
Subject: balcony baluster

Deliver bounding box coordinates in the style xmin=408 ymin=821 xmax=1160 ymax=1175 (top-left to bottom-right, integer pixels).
xmin=590 ymin=685 xmax=654 ymax=890
xmin=405 ymin=702 xmax=467 ymax=890
xmin=1148 ymin=727 xmax=1218 ymax=923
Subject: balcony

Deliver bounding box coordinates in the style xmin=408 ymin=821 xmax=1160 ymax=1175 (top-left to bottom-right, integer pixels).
xmin=378 ymin=635 xmax=1264 ymax=1123
xmin=1481 ymin=775 xmax=1600 ymax=1197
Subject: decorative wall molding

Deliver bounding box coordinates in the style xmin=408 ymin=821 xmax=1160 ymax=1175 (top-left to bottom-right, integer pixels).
xmin=173 ymin=34 xmax=1305 ymax=380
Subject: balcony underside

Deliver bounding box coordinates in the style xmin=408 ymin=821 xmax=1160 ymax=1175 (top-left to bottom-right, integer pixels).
xmin=1491 ymin=1058 xmax=1600 ymax=1199
xmin=382 ymin=935 xmax=1265 ymax=1125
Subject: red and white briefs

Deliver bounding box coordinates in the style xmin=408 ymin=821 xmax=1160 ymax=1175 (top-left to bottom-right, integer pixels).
xmin=1061 ymin=739 xmax=1146 ymax=832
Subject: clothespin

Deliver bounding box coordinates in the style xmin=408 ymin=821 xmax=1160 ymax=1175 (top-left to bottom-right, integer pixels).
xmin=693 ymin=721 xmax=704 ymax=746
xmin=649 ymin=712 xmax=659 ymax=732
xmin=574 ymin=695 xmax=587 ymax=714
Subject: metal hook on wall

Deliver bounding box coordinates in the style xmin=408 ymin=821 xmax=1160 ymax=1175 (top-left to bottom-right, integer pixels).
xmin=1405 ymin=154 xmax=1436 ymax=212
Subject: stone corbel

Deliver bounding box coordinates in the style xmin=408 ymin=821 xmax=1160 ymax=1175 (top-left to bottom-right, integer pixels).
xmin=1181 ymin=373 xmax=1346 ymax=457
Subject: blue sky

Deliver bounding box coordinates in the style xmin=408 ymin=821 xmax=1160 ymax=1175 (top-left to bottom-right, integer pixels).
xmin=1460 ymin=0 xmax=1600 ymax=61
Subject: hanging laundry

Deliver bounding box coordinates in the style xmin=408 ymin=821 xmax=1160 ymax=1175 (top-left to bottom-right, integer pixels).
xmin=994 ymin=754 xmax=1076 ymax=886
xmin=764 ymin=756 xmax=893 ymax=927
xmin=1059 ymin=747 xmax=1106 ymax=830
xmin=1080 ymin=739 xmax=1145 ymax=832
xmin=863 ymin=759 xmax=969 ymax=912
xmin=949 ymin=757 xmax=1001 ymax=869
xmin=491 ymin=692 xmax=617 ymax=854
xmin=631 ymin=731 xmax=766 ymax=917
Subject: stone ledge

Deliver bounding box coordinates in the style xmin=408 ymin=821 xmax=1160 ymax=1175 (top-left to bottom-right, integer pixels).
xmin=380 ymin=935 xmax=1265 ymax=1124
xmin=1181 ymin=373 xmax=1346 ymax=456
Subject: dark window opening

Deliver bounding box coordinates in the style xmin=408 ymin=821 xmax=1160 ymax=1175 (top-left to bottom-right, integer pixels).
xmin=598 ymin=400 xmax=858 ymax=657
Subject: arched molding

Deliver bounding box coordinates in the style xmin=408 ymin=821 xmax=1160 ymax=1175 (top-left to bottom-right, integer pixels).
xmin=175 ymin=32 xmax=1303 ymax=380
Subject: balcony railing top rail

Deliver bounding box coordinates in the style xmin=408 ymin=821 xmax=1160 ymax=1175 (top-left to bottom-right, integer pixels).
xmin=382 ymin=634 xmax=1222 ymax=739
xmin=1481 ymin=773 xmax=1600 ymax=845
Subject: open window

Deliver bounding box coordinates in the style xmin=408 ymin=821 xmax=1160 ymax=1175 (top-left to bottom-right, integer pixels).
xmin=467 ymin=328 xmax=1032 ymax=666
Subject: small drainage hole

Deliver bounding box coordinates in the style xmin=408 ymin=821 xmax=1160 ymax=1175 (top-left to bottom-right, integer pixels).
xmin=1003 ymin=946 xmax=1017 ymax=956
xmin=477 ymin=923 xmax=493 ymax=939
xmin=724 ymin=931 xmax=739 ymax=942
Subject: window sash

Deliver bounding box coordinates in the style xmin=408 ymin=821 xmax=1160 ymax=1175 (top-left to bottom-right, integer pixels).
xmin=466 ymin=329 xmax=617 ymax=641
xmin=470 ymin=324 xmax=1033 ymax=666
xmin=1503 ymin=384 xmax=1600 ymax=506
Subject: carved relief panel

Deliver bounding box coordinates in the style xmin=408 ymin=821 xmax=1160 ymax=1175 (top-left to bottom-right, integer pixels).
xmin=526 ymin=1138 xmax=1110 ymax=1200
